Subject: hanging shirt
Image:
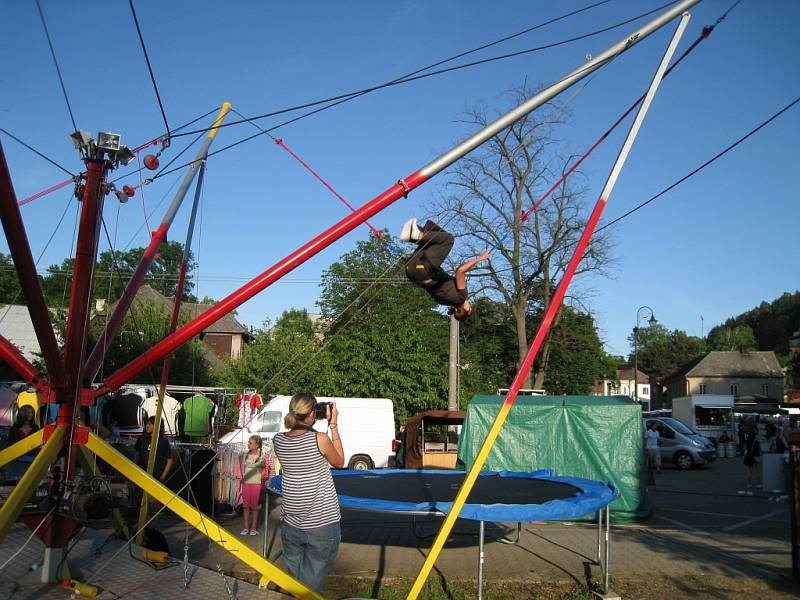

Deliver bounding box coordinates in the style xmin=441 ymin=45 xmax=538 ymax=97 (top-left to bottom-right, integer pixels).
xmin=143 ymin=394 xmax=181 ymax=435
xmin=236 ymin=393 xmax=264 ymax=428
xmin=183 ymin=395 xmax=214 ymax=436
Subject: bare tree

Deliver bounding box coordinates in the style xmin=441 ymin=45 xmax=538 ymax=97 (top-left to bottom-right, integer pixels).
xmin=429 ymin=85 xmax=614 ymax=389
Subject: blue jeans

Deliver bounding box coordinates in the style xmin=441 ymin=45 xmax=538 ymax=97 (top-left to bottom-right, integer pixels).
xmin=280 ymin=521 xmax=340 ymax=593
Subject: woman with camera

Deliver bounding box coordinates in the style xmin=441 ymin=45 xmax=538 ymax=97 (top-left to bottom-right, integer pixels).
xmin=271 ymin=393 xmax=344 ymax=593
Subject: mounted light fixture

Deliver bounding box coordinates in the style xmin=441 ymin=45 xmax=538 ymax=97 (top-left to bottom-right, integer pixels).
xmin=96 ymin=131 xmax=121 ymax=152
xmin=116 ymin=146 xmax=135 ymax=166
xmin=69 ymin=130 xmax=93 ymax=150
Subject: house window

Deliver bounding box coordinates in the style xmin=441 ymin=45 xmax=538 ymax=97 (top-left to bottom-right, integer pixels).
xmin=698 ymin=383 xmax=707 ymax=394
xmin=762 ymin=384 xmax=769 ymax=396
xmin=642 ymin=386 xmax=649 ymax=396
xmin=730 ymin=384 xmax=738 ymax=396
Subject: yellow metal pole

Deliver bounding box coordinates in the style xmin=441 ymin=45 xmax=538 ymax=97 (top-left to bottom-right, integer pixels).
xmin=77 ymin=444 xmax=100 ymax=476
xmin=405 ymin=9 xmax=690 ymax=597
xmin=0 ymin=428 xmax=44 ymax=469
xmin=136 ymin=100 xmax=232 ymax=544
xmin=0 ymin=425 xmax=64 ymax=544
xmin=85 ymin=433 xmax=321 ymax=599
xmin=207 ymin=101 xmax=232 ymax=140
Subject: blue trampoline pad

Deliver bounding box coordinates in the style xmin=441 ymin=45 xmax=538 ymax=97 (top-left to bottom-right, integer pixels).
xmin=271 ymin=469 xmax=618 ymax=522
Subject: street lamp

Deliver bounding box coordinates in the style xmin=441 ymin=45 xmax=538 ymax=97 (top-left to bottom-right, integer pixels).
xmin=633 ymin=306 xmax=657 ymax=409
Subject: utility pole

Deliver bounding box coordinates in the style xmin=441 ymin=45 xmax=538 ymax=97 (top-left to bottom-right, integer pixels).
xmin=448 ymin=314 xmax=459 ymax=411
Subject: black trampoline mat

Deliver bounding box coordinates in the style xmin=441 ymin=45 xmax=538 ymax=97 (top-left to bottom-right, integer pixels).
xmin=333 ymin=472 xmax=579 ymax=505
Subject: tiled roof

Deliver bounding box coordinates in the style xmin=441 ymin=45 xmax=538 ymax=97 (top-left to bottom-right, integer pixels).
xmin=616 ymin=366 xmax=649 ymax=383
xmin=113 ymin=285 xmax=249 ymax=335
xmin=668 ymin=351 xmax=783 ymax=380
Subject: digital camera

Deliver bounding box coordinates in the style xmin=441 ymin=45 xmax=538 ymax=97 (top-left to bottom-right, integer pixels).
xmin=314 ymin=401 xmax=331 ymax=419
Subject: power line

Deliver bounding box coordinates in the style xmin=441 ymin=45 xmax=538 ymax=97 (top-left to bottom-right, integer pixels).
xmin=35 ymin=0 xmax=78 ymax=133
xmin=128 ymin=0 xmax=171 ymax=139
xmin=152 ymin=1 xmax=671 ymax=182
xmin=0 ymin=127 xmax=74 ymax=177
xmin=596 ymin=95 xmax=800 ymax=233
xmin=483 ymin=94 xmax=800 ymax=278
xmin=167 ymin=1 xmax=672 ymax=140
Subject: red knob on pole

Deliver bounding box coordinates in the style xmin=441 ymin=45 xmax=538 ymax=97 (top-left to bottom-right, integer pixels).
xmin=122 ymin=185 xmax=135 ymax=198
xmin=143 ymin=155 xmax=160 ymax=170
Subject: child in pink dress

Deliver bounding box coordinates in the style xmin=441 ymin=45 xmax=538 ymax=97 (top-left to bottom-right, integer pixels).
xmin=241 ymin=435 xmax=270 ymax=535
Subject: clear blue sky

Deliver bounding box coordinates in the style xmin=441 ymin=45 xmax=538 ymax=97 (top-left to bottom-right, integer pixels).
xmin=1 ymin=0 xmax=798 ymax=362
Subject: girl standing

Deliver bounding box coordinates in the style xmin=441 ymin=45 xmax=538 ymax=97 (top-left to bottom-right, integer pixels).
xmin=241 ymin=434 xmax=270 ymax=535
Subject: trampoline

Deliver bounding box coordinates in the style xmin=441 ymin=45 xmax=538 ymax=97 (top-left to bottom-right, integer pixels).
xmin=268 ymin=469 xmax=619 ymax=597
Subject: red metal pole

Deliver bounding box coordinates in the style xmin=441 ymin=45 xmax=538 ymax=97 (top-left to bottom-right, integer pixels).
xmin=97 ymin=0 xmax=698 ymax=398
xmin=0 ymin=335 xmax=45 ymax=388
xmin=63 ymin=160 xmax=108 ymax=388
xmin=0 ymin=140 xmax=67 ymax=387
xmin=96 ymin=170 xmax=427 ymax=395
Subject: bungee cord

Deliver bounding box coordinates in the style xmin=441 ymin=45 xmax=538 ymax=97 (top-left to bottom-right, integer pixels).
xmin=128 ymin=0 xmax=171 ymax=140
xmin=35 ymin=0 xmax=78 ymax=134
xmin=483 ymin=93 xmax=799 ymax=279
xmin=17 ymin=108 xmax=218 ymax=208
xmin=169 ymin=1 xmax=669 ymax=139
xmin=230 ymin=107 xmax=383 ymax=239
xmin=151 ymin=2 xmax=679 ymax=181
xmin=0 ymin=127 xmax=74 ymax=177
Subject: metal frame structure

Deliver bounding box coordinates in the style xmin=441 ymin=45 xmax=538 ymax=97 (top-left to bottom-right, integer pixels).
xmin=0 ymin=2 xmax=698 ymax=598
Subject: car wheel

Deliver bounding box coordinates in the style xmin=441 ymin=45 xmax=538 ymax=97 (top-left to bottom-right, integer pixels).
xmin=347 ymin=455 xmax=374 ymax=470
xmin=673 ymin=451 xmax=693 ymax=470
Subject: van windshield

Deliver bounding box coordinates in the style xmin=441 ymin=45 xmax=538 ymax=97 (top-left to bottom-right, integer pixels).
xmin=659 ymin=417 xmax=695 ymax=435
xmin=252 ymin=411 xmax=281 ymax=433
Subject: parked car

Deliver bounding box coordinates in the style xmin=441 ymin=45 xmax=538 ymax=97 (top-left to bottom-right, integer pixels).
xmin=643 ymin=417 xmax=716 ymax=470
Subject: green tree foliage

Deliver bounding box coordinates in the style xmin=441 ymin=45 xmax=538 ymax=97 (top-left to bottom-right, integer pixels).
xmin=216 ymin=309 xmax=331 ymax=403
xmin=39 ymin=241 xmax=197 ymax=306
xmin=460 ymin=299 xmax=613 ymax=397
xmin=459 ymin=298 xmax=519 ymax=403
xmin=87 ymin=299 xmax=211 ymax=386
xmin=628 ymin=324 xmax=707 ymax=382
xmin=318 ymin=234 xmax=449 ymax=425
xmin=707 ymin=291 xmax=800 ymax=355
xmin=0 ymin=252 xmax=20 ymax=303
xmin=430 ymin=84 xmax=614 ymax=389
xmin=539 ymin=307 xmax=609 ymax=395
xmin=707 ymin=324 xmax=757 ymax=351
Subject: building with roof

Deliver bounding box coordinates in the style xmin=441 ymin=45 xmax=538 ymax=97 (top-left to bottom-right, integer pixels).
xmin=593 ymin=365 xmax=651 ymax=408
xmin=97 ymin=285 xmax=251 ymax=367
xmin=661 ymin=350 xmax=784 ymax=408
xmin=0 ymin=305 xmax=46 ymax=362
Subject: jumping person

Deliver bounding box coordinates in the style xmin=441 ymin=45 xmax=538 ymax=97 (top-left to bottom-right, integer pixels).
xmin=400 ymin=218 xmax=490 ymax=321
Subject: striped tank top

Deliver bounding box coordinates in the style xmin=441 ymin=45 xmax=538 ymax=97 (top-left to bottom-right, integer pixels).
xmin=272 ymin=430 xmax=340 ymax=529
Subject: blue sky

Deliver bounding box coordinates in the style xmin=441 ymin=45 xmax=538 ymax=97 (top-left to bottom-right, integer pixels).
xmin=1 ymin=0 xmax=798 ymax=362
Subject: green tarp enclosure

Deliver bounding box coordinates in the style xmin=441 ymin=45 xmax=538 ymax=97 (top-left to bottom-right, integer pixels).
xmin=457 ymin=395 xmax=649 ymax=522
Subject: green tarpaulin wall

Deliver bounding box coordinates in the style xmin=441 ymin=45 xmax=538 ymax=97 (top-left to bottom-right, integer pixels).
xmin=457 ymin=395 xmax=649 ymax=522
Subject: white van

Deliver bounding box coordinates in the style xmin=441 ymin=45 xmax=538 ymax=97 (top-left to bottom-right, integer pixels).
xmin=218 ymin=396 xmax=396 ymax=470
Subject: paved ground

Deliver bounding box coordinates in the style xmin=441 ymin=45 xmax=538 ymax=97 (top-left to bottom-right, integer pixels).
xmin=2 ymin=455 xmax=797 ymax=598
xmin=162 ymin=455 xmax=796 ymax=594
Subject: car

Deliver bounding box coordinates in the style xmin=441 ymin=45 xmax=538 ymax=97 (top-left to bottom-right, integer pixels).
xmin=644 ymin=417 xmax=717 ymax=470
